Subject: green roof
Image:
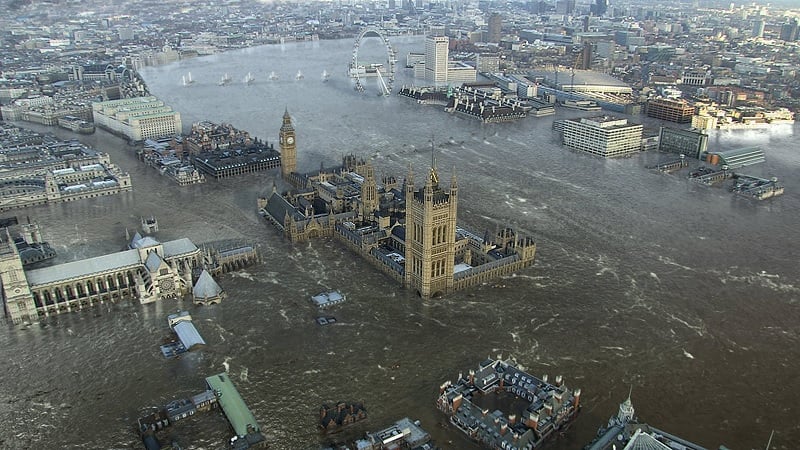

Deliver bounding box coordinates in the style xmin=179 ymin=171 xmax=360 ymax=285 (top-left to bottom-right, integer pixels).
xmin=205 ymin=372 xmax=260 ymax=436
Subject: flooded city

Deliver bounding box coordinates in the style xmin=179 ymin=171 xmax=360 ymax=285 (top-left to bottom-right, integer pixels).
xmin=1 ymin=36 xmax=799 ymax=449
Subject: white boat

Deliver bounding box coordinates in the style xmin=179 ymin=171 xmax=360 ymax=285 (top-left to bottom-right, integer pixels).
xmin=295 ymin=70 xmax=304 ymax=80
xmin=218 ymin=73 xmax=231 ymax=86
xmin=182 ymin=72 xmax=195 ymax=86
xmin=243 ymin=72 xmax=255 ymax=84
xmin=322 ymin=70 xmax=330 ymax=82
xmin=268 ymin=71 xmax=279 ymax=81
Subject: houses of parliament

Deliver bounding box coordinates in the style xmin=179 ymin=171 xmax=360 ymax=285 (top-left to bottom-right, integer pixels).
xmin=259 ymin=110 xmax=536 ymax=298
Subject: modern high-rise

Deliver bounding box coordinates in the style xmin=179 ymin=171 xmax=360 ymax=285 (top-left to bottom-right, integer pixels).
xmin=658 ymin=127 xmax=708 ymax=159
xmin=425 ymin=36 xmax=449 ymax=83
xmin=556 ymin=0 xmax=575 ymax=14
xmin=752 ymin=19 xmax=765 ymax=38
xmin=404 ymin=164 xmax=458 ymax=298
xmin=780 ymin=19 xmax=799 ymax=42
xmin=591 ymin=0 xmax=609 ymax=16
xmin=562 ymin=116 xmax=643 ymax=158
xmin=487 ymin=13 xmax=502 ymax=43
xmin=475 ymin=53 xmax=500 ymax=73
xmin=646 ymin=98 xmax=696 ymax=123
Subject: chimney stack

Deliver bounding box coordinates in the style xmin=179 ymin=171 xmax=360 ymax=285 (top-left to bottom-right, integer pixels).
xmin=525 ymin=412 xmax=539 ymax=430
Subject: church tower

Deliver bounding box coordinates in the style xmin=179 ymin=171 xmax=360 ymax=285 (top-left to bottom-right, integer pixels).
xmin=279 ymin=108 xmax=296 ymax=179
xmin=0 ymin=230 xmax=37 ymax=323
xmin=404 ymin=158 xmax=458 ymax=298
xmin=360 ymin=162 xmax=378 ymax=221
xmin=617 ymin=388 xmax=635 ymax=423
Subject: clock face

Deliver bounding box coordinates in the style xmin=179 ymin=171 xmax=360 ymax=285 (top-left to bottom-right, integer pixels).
xmin=287 ymin=136 xmax=294 ymax=145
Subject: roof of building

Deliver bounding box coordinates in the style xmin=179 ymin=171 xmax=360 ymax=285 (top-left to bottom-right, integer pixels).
xmin=145 ymin=251 xmax=163 ymax=273
xmin=528 ymin=69 xmax=631 ymax=90
xmin=624 ymin=430 xmax=673 ymax=450
xmin=710 ymin=146 xmax=765 ymax=168
xmin=311 ymin=290 xmax=346 ymax=307
xmin=205 ymin=372 xmax=260 ymax=437
xmin=173 ymin=320 xmax=206 ymax=350
xmin=193 ymin=269 xmax=223 ymax=299
xmin=163 ymin=238 xmax=199 ymax=257
xmin=26 ymin=248 xmax=142 ymax=286
xmin=264 ymin=191 xmax=303 ymax=223
xmin=26 ymin=238 xmax=197 ymax=286
xmin=131 ymin=235 xmax=159 ymax=249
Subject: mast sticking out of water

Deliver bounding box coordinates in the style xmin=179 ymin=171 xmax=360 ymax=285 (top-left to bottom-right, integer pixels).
xmin=429 ymin=135 xmax=439 ymax=186
xmin=431 ymin=135 xmax=435 ymax=169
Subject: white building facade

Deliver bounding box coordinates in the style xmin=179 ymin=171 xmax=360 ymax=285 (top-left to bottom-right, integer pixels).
xmin=425 ymin=36 xmax=449 ymax=83
xmin=92 ymin=96 xmax=182 ymax=142
xmin=562 ymin=116 xmax=643 ymax=158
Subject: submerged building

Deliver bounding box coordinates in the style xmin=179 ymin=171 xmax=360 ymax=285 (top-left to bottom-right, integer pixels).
xmin=584 ymin=392 xmax=726 ymax=450
xmin=646 ymin=97 xmax=696 ymax=124
xmin=437 ymin=358 xmax=581 ymax=449
xmin=92 ymin=96 xmax=182 ymax=142
xmin=658 ymin=127 xmax=709 ymax=159
xmin=561 ymin=116 xmax=643 ymax=158
xmin=0 ymin=124 xmax=132 ymax=212
xmin=1 ymin=231 xmax=201 ymax=323
xmin=260 ymin=111 xmax=536 ymax=298
xmin=192 ymin=269 xmax=225 ymax=305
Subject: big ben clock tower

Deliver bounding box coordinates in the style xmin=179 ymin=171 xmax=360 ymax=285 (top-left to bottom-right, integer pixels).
xmin=279 ymin=108 xmax=297 ymax=179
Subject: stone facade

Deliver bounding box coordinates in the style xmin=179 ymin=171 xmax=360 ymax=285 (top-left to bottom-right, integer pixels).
xmin=260 ymin=112 xmax=537 ymax=299
xmin=1 ymin=231 xmax=202 ymax=324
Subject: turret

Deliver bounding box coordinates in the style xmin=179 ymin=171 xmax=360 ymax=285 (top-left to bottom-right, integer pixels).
xmin=617 ymin=387 xmax=635 ymax=423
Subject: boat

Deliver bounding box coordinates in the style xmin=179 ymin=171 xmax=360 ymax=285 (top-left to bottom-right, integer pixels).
xmin=218 ymin=73 xmax=231 ymax=86
xmin=182 ymin=72 xmax=195 ymax=86
xmin=295 ymin=70 xmax=304 ymax=80
xmin=321 ymin=70 xmax=330 ymax=82
xmin=243 ymin=72 xmax=255 ymax=84
xmin=268 ymin=71 xmax=279 ymax=80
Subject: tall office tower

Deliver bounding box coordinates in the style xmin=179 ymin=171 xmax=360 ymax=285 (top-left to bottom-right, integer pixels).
xmin=591 ymin=0 xmax=609 ymax=16
xmin=488 ymin=13 xmax=502 ymax=43
xmin=404 ymin=164 xmax=458 ymax=298
xmin=752 ymin=19 xmax=765 ymax=38
xmin=557 ymin=0 xmax=576 ymax=15
xmin=780 ymin=19 xmax=799 ymax=42
xmin=580 ymin=43 xmax=593 ymax=70
xmin=425 ymin=35 xmax=449 ymax=83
